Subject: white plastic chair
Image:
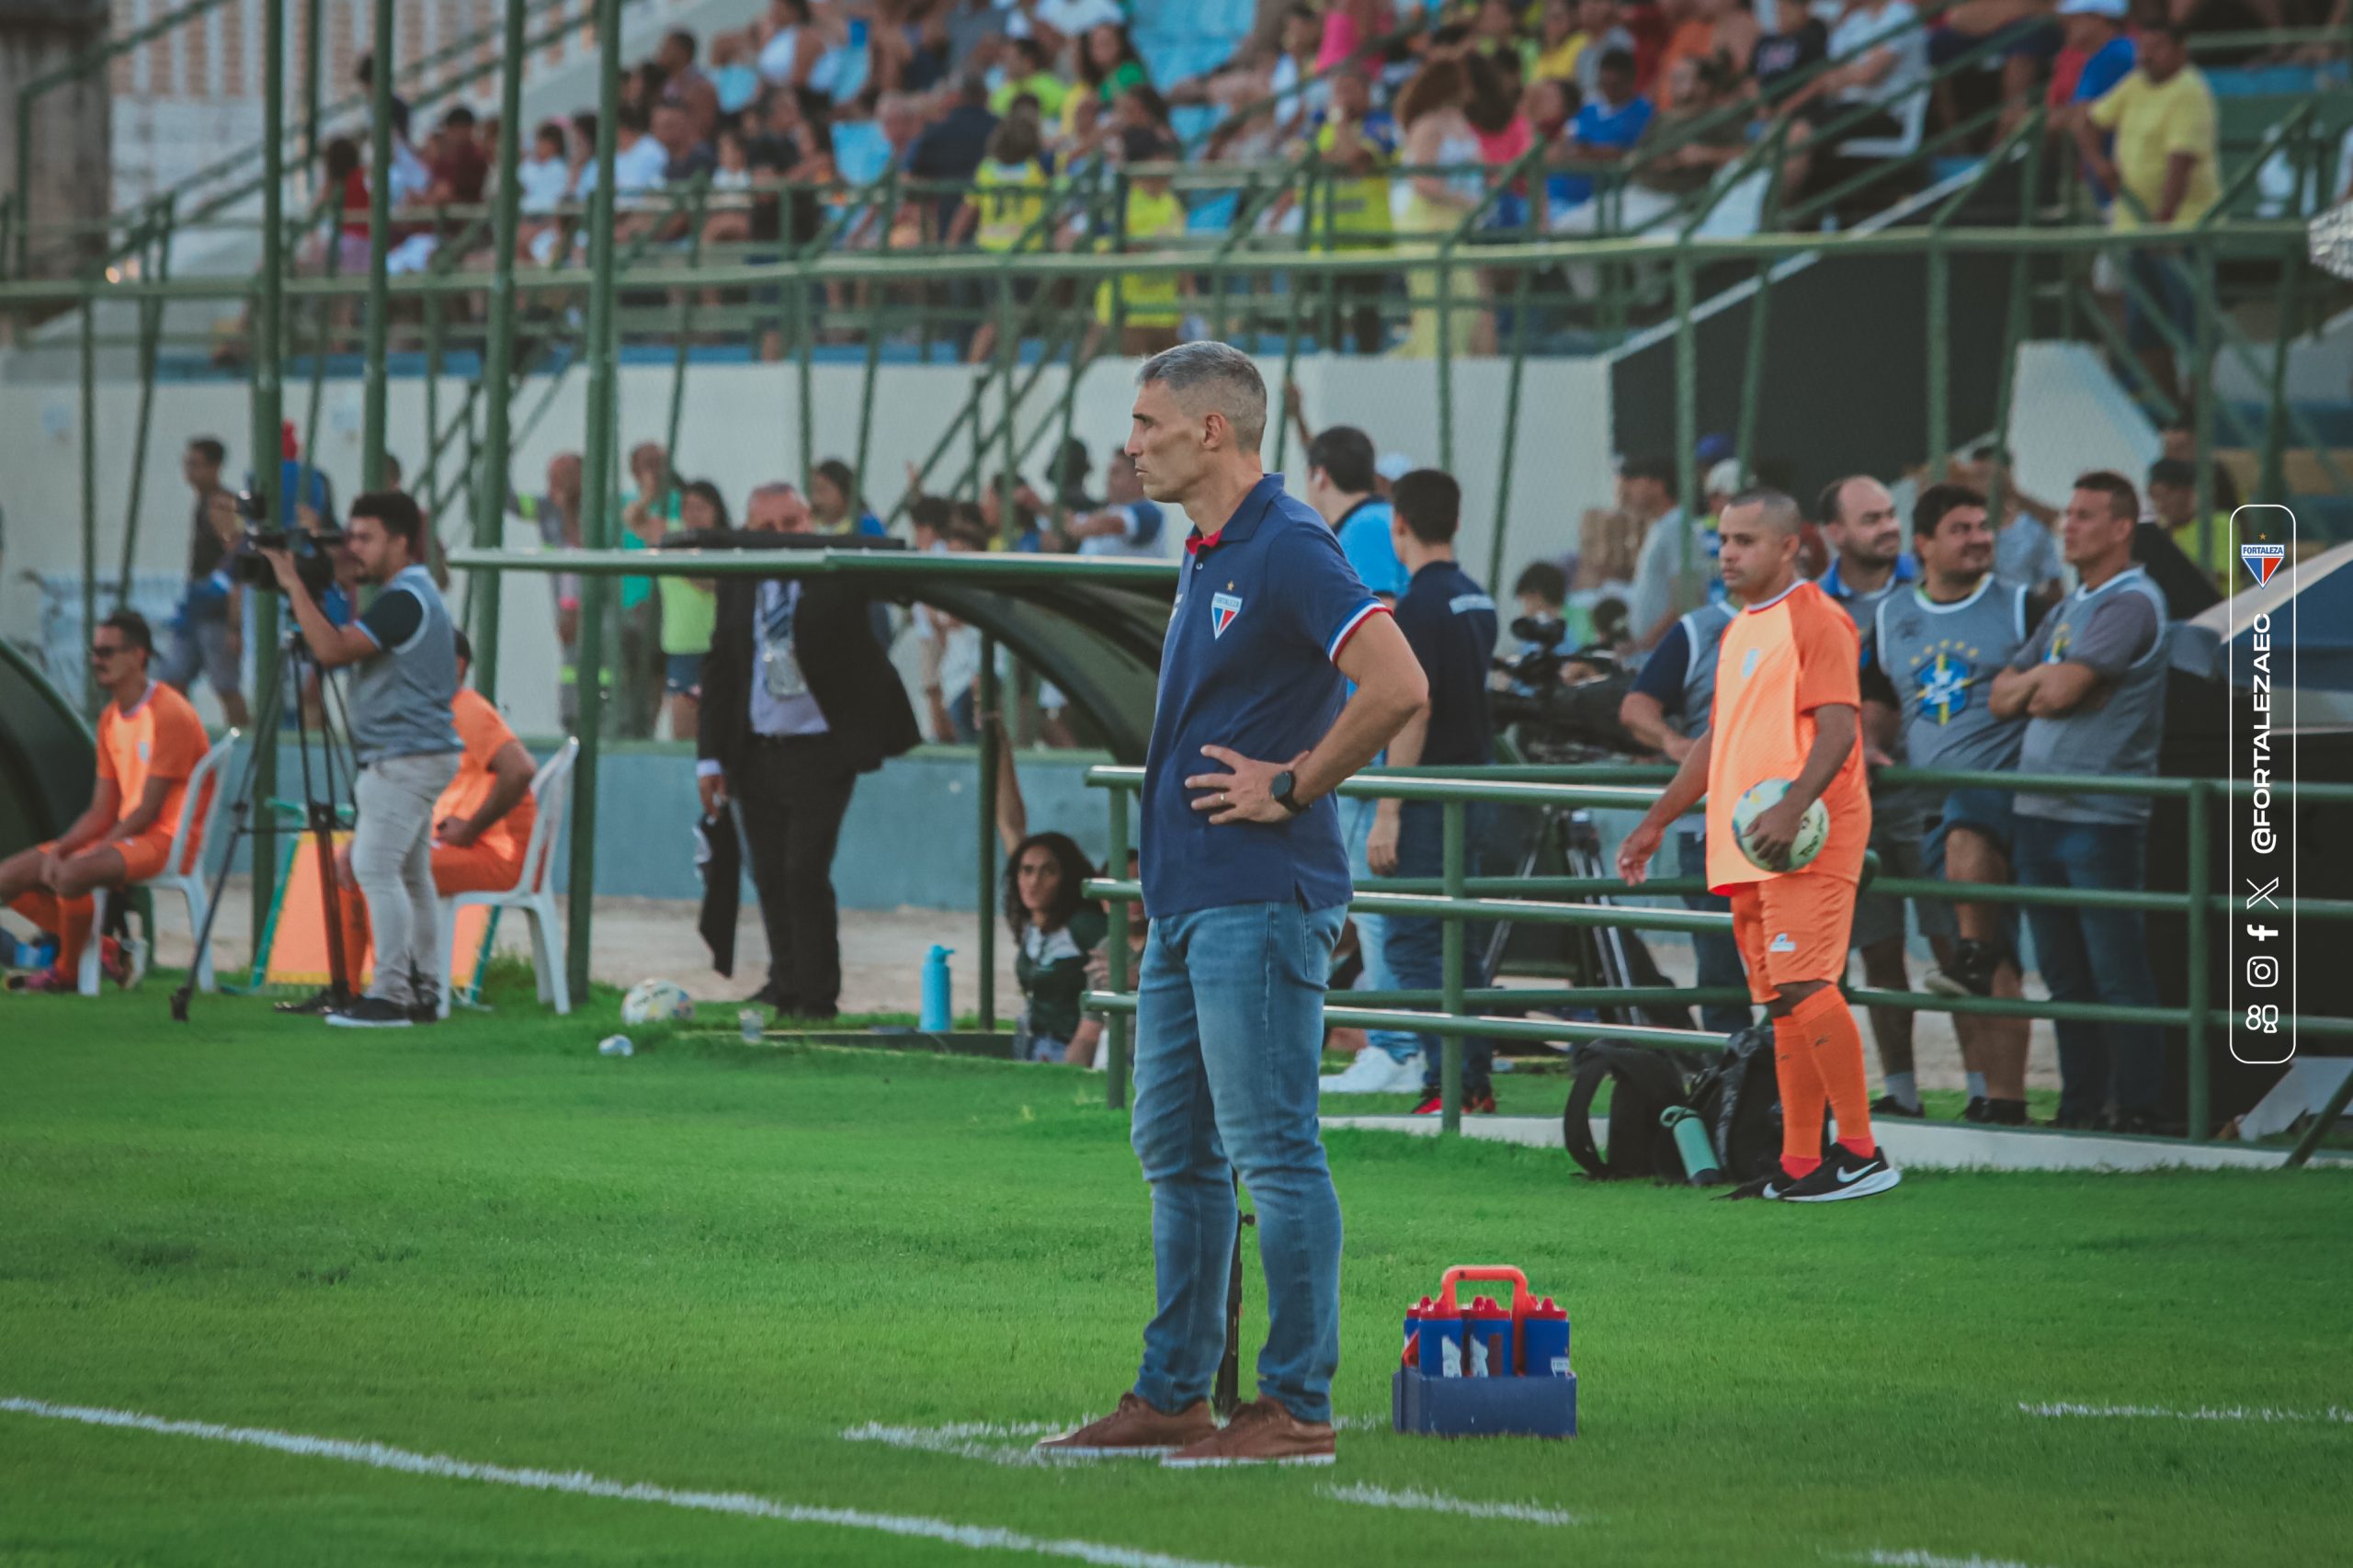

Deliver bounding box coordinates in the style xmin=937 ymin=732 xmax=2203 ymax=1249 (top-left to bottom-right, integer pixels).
xmin=81 ymin=729 xmax=239 ymax=996
xmin=1840 ymin=85 xmax=1928 ymax=161
xmin=439 ymin=737 xmax=577 ymax=1017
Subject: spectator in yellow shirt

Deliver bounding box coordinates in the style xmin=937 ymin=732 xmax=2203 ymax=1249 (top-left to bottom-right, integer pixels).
xmin=2075 ymin=23 xmax=2218 ymax=407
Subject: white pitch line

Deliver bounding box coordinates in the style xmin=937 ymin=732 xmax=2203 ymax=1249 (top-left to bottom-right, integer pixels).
xmin=1857 ymin=1551 xmax=2053 ymax=1568
xmin=1320 ymin=1482 xmax=1578 ymax=1526
xmin=2018 ymin=1401 xmax=2353 ymax=1426
xmin=0 ymin=1396 xmax=1256 ymax=1568
xmin=841 ymin=1422 xmax=1070 ymax=1469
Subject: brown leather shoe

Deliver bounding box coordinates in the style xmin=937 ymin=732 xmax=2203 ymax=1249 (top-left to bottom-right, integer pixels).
xmin=1034 ymin=1392 xmax=1217 ymax=1457
xmin=1161 ymin=1398 xmax=1336 ymax=1468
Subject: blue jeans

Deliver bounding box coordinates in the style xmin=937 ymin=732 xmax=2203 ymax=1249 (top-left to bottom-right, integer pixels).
xmin=1131 ymin=899 xmax=1348 ymax=1423
xmin=2013 ymin=815 xmax=2162 ymax=1120
xmin=1677 ymin=828 xmax=1754 ymax=1037
xmin=1341 ymin=797 xmax=1420 ymax=1064
xmin=1377 ymin=801 xmax=1495 ymax=1097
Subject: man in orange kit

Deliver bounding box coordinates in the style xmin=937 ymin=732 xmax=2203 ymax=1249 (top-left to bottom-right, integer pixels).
xmin=2 ymin=612 xmax=212 ymax=993
xmin=1618 ymin=488 xmax=1901 ymax=1201
xmin=279 ymin=631 xmax=538 ymax=1016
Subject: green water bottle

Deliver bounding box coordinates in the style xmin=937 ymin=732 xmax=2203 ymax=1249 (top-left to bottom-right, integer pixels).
xmin=1661 ymin=1105 xmax=1722 ymax=1185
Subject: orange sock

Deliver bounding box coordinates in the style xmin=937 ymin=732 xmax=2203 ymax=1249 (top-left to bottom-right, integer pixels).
xmin=1791 ymin=985 xmax=1875 ymax=1158
xmin=9 ymin=889 xmax=91 ymax=975
xmin=1771 ymin=1010 xmax=1829 ymax=1178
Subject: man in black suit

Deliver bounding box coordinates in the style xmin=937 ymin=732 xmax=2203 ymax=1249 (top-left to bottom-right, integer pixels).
xmin=696 ymin=483 xmax=921 ymax=1017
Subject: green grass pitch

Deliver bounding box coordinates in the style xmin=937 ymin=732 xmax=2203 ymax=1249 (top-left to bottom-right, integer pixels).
xmin=2 ymin=976 xmax=2346 ymax=1567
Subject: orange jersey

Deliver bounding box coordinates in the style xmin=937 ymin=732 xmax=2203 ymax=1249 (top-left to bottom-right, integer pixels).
xmin=436 ymin=688 xmax=535 ymax=862
xmin=1705 ymin=579 xmax=1870 ymax=892
xmin=97 ymin=682 xmax=211 ymax=862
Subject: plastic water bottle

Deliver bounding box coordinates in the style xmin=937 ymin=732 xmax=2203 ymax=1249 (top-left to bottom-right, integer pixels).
xmin=1402 ymin=1295 xmax=1437 ymax=1369
xmin=1661 ymin=1105 xmax=1722 ymax=1185
xmin=597 ymin=1035 xmax=634 ymax=1057
xmin=1519 ymin=1297 xmax=1571 ymax=1377
xmin=920 ymin=945 xmax=954 ymax=1032
xmin=1466 ymin=1296 xmax=1512 ymax=1377
xmin=1421 ymin=1299 xmax=1466 ymax=1378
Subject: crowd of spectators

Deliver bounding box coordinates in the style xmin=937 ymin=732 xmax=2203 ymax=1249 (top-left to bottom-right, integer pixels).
xmin=265 ymin=0 xmax=2340 ymax=369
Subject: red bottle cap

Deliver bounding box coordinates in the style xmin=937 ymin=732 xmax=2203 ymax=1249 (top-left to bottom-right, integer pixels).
xmin=1468 ymin=1294 xmax=1508 ymax=1320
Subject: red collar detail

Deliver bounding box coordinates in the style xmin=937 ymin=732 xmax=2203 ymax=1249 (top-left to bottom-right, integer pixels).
xmin=1185 ymin=528 xmax=1224 ymax=557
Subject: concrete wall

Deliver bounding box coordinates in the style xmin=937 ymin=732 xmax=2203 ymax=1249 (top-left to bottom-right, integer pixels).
xmin=0 ymin=350 xmax=1619 ymax=733
xmin=0 ymin=2 xmax=111 ymax=282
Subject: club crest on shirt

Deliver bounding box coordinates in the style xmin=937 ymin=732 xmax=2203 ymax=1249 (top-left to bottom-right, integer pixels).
xmin=1211 ymin=592 xmax=1242 ymax=638
xmin=137 ymin=739 xmax=151 ymax=763
xmin=1740 ymin=646 xmax=1762 ymax=681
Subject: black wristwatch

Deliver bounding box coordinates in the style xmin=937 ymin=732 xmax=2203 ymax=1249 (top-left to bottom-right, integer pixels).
xmin=1271 ymin=770 xmax=1309 ymax=816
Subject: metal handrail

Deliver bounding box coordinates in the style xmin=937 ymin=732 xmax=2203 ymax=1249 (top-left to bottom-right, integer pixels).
xmin=1081 ymin=764 xmax=2346 ymax=1147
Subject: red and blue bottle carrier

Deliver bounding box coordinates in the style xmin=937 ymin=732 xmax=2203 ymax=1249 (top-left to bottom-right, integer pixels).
xmin=1393 ymin=1266 xmax=1576 ymax=1438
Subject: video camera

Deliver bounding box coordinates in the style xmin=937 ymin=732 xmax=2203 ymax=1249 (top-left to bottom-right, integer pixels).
xmin=225 ymin=490 xmax=342 ymax=596
xmin=1488 ymin=615 xmax=1643 ymax=762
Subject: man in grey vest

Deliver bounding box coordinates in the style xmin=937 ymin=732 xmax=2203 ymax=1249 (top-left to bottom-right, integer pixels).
xmin=1817 ymin=474 xmax=1951 ymax=1118
xmin=1990 ymin=471 xmax=2171 ymax=1132
xmin=1863 ymin=483 xmax=2057 ymax=1126
xmin=264 ymin=489 xmax=461 ymax=1028
xmin=1620 ymin=598 xmax=1752 ymax=1036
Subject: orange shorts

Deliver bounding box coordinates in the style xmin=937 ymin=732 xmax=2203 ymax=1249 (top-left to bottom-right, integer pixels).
xmin=37 ymin=834 xmax=175 ymax=883
xmin=1727 ymin=874 xmax=1857 ymax=1003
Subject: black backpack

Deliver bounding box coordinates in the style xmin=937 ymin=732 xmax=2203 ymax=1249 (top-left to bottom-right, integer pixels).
xmin=1682 ymin=1024 xmax=1788 ymax=1185
xmin=1562 ymin=1042 xmax=1692 ymax=1181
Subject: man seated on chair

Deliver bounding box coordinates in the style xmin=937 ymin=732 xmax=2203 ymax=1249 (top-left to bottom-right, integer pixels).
xmin=3 ymin=611 xmax=211 ymax=994
xmin=283 ymin=631 xmax=539 ymax=1013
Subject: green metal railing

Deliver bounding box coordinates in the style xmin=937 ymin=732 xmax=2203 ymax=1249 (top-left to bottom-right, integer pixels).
xmin=1077 ymin=764 xmax=2353 ymax=1156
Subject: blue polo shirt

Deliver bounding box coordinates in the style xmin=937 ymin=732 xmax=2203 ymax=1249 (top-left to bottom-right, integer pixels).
xmin=1142 ymin=473 xmax=1386 ymax=920
xmin=1392 ymin=559 xmax=1496 ymax=768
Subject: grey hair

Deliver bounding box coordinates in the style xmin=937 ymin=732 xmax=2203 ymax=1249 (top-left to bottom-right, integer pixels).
xmin=1136 ymin=341 xmax=1267 ymax=454
xmin=1725 ymin=486 xmax=1802 ymax=537
xmin=749 ymin=481 xmax=802 ymax=506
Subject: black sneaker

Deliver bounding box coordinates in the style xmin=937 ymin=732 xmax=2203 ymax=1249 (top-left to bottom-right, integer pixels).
xmin=1781 ymin=1142 xmax=1902 ymax=1202
xmin=275 ymin=988 xmax=345 ymax=1017
xmin=325 ymin=995 xmax=415 ymax=1029
xmin=1961 ymin=1096 xmax=1990 ymax=1123
xmin=1719 ymin=1167 xmax=1800 ymax=1201
xmin=1984 ymin=1098 xmax=2029 ymax=1126
xmin=1870 ymin=1094 xmax=1925 ymax=1119
xmin=1923 ymin=939 xmax=2002 ymax=1000
xmin=406 ymin=992 xmax=443 ymax=1025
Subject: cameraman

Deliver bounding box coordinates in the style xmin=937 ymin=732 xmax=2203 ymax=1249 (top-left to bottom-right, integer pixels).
xmin=261 ymin=490 xmax=461 ymax=1028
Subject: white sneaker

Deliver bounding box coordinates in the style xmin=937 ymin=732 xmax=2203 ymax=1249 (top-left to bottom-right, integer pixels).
xmin=1319 ymin=1050 xmax=1424 ymax=1095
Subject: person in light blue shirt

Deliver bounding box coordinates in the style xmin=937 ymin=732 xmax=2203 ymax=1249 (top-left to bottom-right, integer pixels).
xmin=1302 ymin=424 xmax=1405 ymax=598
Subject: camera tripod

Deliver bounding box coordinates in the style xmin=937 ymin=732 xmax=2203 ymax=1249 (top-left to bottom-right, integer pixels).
xmin=171 ymin=626 xmax=358 ymax=1022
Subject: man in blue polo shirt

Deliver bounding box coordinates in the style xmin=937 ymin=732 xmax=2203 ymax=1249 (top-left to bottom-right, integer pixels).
xmin=1038 ymin=342 xmax=1428 ymax=1470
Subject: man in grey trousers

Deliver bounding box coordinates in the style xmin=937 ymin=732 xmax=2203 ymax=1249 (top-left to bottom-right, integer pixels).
xmin=263 ymin=489 xmax=461 ymax=1028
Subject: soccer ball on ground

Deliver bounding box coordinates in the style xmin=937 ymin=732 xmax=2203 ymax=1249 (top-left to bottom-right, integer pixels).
xmin=621 ymin=979 xmax=695 ymax=1024
xmin=1731 ymin=778 xmax=1830 ymax=872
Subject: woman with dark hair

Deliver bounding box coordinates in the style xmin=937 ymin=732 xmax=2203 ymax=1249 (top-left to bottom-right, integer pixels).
xmin=810 ymin=458 xmax=885 ymax=536
xmin=661 ymin=480 xmax=729 ymax=737
xmin=994 ymin=735 xmax=1108 ymax=1066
